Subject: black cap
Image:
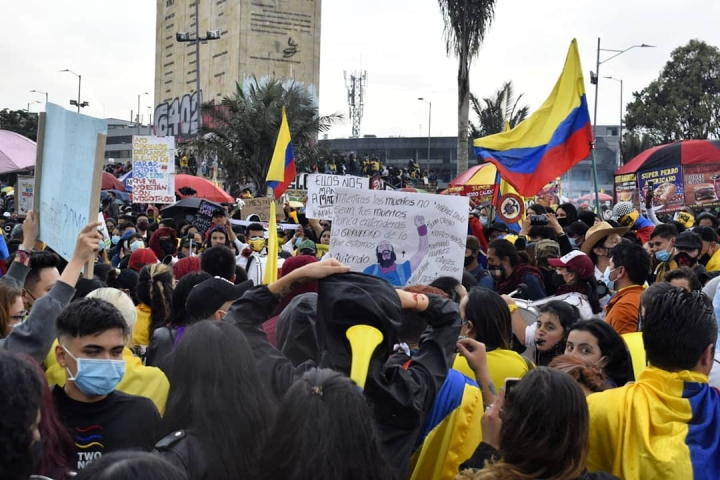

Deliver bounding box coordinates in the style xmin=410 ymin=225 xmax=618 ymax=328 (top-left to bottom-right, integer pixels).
xmin=488 ymin=222 xmax=509 ymax=233
xmin=674 ymin=231 xmax=703 ymax=250
xmin=185 ymin=277 xmax=253 ymax=320
xmin=212 ymin=209 xmax=227 ymax=217
xmin=694 ymin=225 xmax=718 ymax=244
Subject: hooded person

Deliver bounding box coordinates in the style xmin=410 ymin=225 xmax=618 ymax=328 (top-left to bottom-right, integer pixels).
xmin=275 ymin=293 xmax=319 ymax=367
xmin=149 ymin=227 xmax=178 ymax=264
xmin=223 ymin=263 xmax=461 ymax=479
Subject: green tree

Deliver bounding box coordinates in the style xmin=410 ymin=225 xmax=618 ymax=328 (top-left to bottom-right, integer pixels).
xmin=0 ymin=109 xmax=38 ymax=141
xmin=625 ymin=39 xmax=720 ymax=143
xmin=622 ymin=132 xmax=656 ymax=164
xmin=198 ymin=77 xmax=340 ymax=194
xmin=437 ymin=0 xmax=497 ymax=174
xmin=470 ymin=81 xmax=529 ymax=137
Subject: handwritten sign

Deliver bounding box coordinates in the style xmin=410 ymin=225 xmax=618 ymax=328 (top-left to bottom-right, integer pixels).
xmin=242 ymin=197 xmax=282 ymax=221
xmin=306 ymin=174 xmax=369 ymax=220
xmin=638 ymin=166 xmax=685 ymax=213
xmin=328 ymin=188 xmax=469 ymax=287
xmin=132 ymin=136 xmax=176 ymax=204
xmin=16 ymin=176 xmax=34 ymax=216
xmin=193 ymin=200 xmax=218 ymax=235
xmin=36 ymin=103 xmax=107 ymax=261
xmin=682 ymin=163 xmax=720 ymax=207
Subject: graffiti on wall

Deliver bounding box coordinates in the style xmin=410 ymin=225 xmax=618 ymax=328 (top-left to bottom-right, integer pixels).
xmin=154 ymin=91 xmax=202 ymax=139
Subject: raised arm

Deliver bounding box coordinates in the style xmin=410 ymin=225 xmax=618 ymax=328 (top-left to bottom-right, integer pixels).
xmin=409 ymin=215 xmax=429 ymax=271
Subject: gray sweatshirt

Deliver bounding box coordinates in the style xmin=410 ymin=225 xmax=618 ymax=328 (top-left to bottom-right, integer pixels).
xmin=0 ymin=261 xmax=76 ymax=364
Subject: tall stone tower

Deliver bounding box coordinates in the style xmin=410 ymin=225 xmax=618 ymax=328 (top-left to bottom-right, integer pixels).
xmin=154 ymin=0 xmax=322 ymax=140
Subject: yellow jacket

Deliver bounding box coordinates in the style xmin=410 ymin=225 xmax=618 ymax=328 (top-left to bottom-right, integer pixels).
xmin=44 ymin=340 xmax=169 ymax=415
xmin=453 ymin=348 xmax=531 ymax=390
xmin=706 ymin=248 xmax=720 ymax=272
xmin=133 ymin=304 xmax=152 ymax=346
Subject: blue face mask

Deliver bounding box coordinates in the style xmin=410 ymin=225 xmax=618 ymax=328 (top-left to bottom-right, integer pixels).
xmin=63 ymin=346 xmax=126 ymax=396
xmin=605 ymin=267 xmax=616 ymax=292
xmin=568 ymin=237 xmax=577 ymax=249
xmin=655 ymin=249 xmax=671 ymax=262
xmin=130 ymin=240 xmax=144 ymax=253
xmin=111 ymin=235 xmax=120 ymax=245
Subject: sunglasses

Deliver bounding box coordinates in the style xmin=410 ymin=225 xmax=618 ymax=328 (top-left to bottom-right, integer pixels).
xmin=320 ymin=222 xmax=330 ymax=228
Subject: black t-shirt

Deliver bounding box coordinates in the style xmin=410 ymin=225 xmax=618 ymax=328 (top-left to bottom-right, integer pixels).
xmin=52 ymin=386 xmax=161 ymax=471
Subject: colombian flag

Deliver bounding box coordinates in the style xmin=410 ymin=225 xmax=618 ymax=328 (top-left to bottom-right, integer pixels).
xmin=473 ymin=39 xmax=592 ymax=197
xmin=587 ymin=367 xmax=720 ymax=479
xmin=266 ymin=107 xmax=296 ymax=199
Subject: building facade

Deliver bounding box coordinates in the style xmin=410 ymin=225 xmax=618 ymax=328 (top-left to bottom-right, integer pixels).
xmin=154 ymin=0 xmax=322 ymax=140
xmin=322 ymin=125 xmax=621 ymax=194
xmin=104 ymin=119 xmax=152 ymax=162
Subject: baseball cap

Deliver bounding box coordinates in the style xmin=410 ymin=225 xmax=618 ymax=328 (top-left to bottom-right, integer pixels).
xmin=466 ymin=235 xmax=482 ymax=251
xmin=548 ymin=251 xmax=594 ymax=280
xmin=185 ymin=277 xmax=253 ymax=320
xmin=212 ymin=209 xmax=226 ymax=217
xmin=128 ymin=248 xmax=159 ymax=272
xmin=694 ymin=225 xmax=718 ymax=244
xmin=488 ymin=222 xmax=509 ymax=234
xmin=297 ymin=239 xmax=317 ymax=254
xmin=674 ymin=231 xmax=703 ymax=250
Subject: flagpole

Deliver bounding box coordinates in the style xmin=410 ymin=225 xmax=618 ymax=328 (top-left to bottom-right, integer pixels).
xmin=591 ymin=37 xmax=602 ymax=214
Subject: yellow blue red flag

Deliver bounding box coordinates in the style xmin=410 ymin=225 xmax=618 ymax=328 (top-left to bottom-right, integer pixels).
xmin=474 ymin=39 xmax=592 ymax=196
xmin=266 ymin=107 xmax=296 ymax=199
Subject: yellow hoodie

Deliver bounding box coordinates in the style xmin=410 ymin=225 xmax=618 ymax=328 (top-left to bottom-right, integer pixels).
xmin=132 ymin=304 xmax=153 ymax=347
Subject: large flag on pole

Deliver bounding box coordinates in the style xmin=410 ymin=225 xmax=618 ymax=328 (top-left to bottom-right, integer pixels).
xmin=474 ymin=39 xmax=592 ymax=197
xmin=266 ymin=107 xmax=296 ymax=199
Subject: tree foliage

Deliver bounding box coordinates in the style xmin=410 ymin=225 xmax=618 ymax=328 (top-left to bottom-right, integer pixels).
xmin=625 ymin=39 xmax=720 ymax=143
xmin=197 ymin=77 xmax=340 ymax=194
xmin=437 ymin=0 xmax=497 ymax=174
xmin=622 ymin=132 xmax=656 ymax=164
xmin=470 ymin=81 xmax=529 ymax=137
xmin=0 ymin=109 xmax=38 ymax=141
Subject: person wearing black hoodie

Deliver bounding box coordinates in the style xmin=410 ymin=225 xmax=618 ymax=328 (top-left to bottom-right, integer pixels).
xmin=224 ymin=259 xmax=461 ymax=479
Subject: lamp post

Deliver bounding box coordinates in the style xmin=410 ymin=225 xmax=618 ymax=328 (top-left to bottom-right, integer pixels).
xmin=137 ymin=92 xmax=149 ymax=134
xmin=588 ymin=40 xmax=654 ymax=210
xmin=604 ymin=76 xmax=624 ymax=168
xmin=60 ymin=69 xmax=89 ymax=112
xmin=27 ymin=101 xmax=41 ymax=112
xmin=417 ymin=98 xmax=432 ymax=174
xmin=29 ymin=90 xmax=48 ymax=104
xmin=176 ymin=0 xmax=222 ymax=138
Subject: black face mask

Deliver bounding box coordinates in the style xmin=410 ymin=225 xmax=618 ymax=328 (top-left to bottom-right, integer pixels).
xmin=160 ymin=239 xmax=175 ymax=256
xmin=557 ymin=217 xmax=569 ymax=228
xmin=675 ymin=252 xmax=697 ymax=268
xmin=464 ymin=255 xmax=475 ymax=267
xmin=700 ymin=253 xmax=712 ymax=266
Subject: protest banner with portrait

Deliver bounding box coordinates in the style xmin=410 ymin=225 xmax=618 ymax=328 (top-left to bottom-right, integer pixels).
xmin=132 ymin=136 xmax=176 ymax=204
xmin=328 ymin=188 xmax=469 ymax=287
xmin=305 ymin=174 xmax=370 ymax=220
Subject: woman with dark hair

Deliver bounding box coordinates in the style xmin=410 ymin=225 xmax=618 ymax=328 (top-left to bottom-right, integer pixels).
xmin=548 ymin=251 xmax=603 ymax=318
xmin=429 ymin=276 xmax=467 ymax=303
xmin=204 ymin=225 xmax=231 ymax=250
xmin=107 ymin=268 xmax=140 ymax=305
xmin=532 ymin=301 xmax=579 ymax=366
xmin=459 ymin=368 xmax=616 ymax=480
xmin=454 ymin=287 xmax=530 ymax=387
xmin=154 ymin=321 xmax=274 ymax=480
xmin=0 ymin=351 xmax=43 ymax=480
xmin=527 ymin=204 xmax=547 ymax=217
xmin=76 ymin=451 xmax=187 ymax=480
xmin=258 ymin=368 xmax=393 ymax=480
xmin=556 ymin=202 xmax=578 ymax=228
xmin=565 ymin=320 xmax=634 ymax=387
xmin=134 ymin=263 xmax=174 ymax=348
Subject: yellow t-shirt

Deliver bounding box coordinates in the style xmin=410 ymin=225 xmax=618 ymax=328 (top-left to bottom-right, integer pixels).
xmin=706 ymin=248 xmax=720 ymax=272
xmin=132 ymin=304 xmax=152 ymax=346
xmin=44 ymin=340 xmax=170 ymax=415
xmin=453 ymin=348 xmax=531 ymax=390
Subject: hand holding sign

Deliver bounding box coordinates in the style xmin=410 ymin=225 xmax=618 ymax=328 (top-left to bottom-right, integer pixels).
xmin=21 ymin=210 xmax=39 ymax=251
xmin=74 ymin=222 xmax=104 ymax=263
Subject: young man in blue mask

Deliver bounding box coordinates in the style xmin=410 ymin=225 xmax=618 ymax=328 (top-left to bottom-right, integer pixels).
xmin=53 ymin=298 xmax=160 ymax=471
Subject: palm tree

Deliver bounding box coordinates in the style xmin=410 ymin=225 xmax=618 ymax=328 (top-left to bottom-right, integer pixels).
xmin=437 ymin=0 xmax=497 ymax=174
xmin=198 ymin=77 xmax=341 ymax=195
xmin=470 ymin=81 xmax=529 ymax=137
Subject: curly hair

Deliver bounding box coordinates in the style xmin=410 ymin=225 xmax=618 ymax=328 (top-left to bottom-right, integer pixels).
xmin=137 ymin=264 xmax=174 ymax=337
xmin=0 ymin=351 xmax=43 ymax=480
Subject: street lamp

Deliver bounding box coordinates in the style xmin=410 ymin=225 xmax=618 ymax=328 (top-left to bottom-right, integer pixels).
xmin=137 ymin=92 xmax=149 ymax=134
xmin=176 ymin=0 xmax=222 ymax=138
xmin=588 ymin=40 xmax=654 ymax=210
xmin=29 ymin=90 xmax=48 ymax=104
xmin=27 ymin=101 xmax=41 ymax=112
xmin=417 ymin=98 xmax=432 ymax=174
xmin=605 ymin=76 xmax=624 ymax=168
xmin=60 ymin=69 xmax=89 ymax=112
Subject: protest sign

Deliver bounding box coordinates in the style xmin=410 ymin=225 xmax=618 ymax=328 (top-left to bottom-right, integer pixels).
xmin=614 ymin=173 xmax=639 ymax=205
xmin=242 ymin=197 xmax=282 ymax=221
xmin=193 ymin=199 xmax=219 ymax=235
xmin=35 ymin=103 xmax=106 ymax=272
xmin=132 ymin=136 xmax=176 ymax=204
xmin=16 ymin=176 xmax=34 ymax=216
xmin=329 ymin=188 xmax=469 ymax=287
xmin=638 ymin=166 xmax=685 ymax=213
xmin=682 ymin=163 xmax=720 ymax=207
xmin=306 ymin=174 xmax=370 ymax=220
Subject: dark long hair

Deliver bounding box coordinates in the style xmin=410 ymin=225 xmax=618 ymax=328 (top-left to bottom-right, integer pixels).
xmin=162 ymin=321 xmax=274 ymax=479
xmin=464 ymin=287 xmax=512 ymax=350
xmin=472 ymin=368 xmax=589 ymax=479
xmin=536 ymin=301 xmax=579 ymax=366
xmin=167 ymin=271 xmax=212 ymax=327
xmin=568 ymin=320 xmax=635 ymax=387
xmin=258 ymin=368 xmax=393 ymax=480
xmin=0 ymin=351 xmax=43 ymax=480
xmin=137 ymin=264 xmax=174 ymax=336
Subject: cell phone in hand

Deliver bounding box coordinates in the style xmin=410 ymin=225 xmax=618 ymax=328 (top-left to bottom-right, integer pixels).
xmin=504 ymin=377 xmax=521 ymax=396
